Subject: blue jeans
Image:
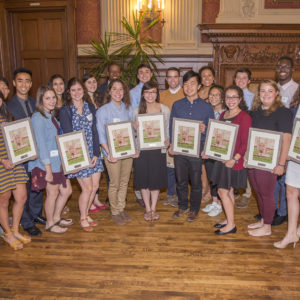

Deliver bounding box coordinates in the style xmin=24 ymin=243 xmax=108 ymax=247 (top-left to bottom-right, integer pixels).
xmin=274 ymin=174 xmax=287 ymax=216
xmin=167 ymin=167 xmax=176 ymax=196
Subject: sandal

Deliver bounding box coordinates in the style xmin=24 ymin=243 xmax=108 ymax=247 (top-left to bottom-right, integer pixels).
xmin=87 ymin=215 xmax=98 ymax=227
xmin=80 ymin=219 xmax=93 ymax=232
xmin=11 ymin=228 xmax=31 ymax=244
xmin=3 ymin=232 xmax=23 ymax=250
xmin=151 ymin=210 xmax=160 ymax=221
xmin=94 ymin=203 xmax=107 ymax=210
xmin=144 ymin=211 xmax=152 ymax=221
xmin=46 ymin=223 xmax=68 ymax=234
xmin=55 ymin=218 xmax=73 ymax=227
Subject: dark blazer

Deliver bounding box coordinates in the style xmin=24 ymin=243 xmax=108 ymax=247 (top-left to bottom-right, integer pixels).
xmin=59 ymin=102 xmax=100 ymax=158
xmin=97 ymin=82 xmax=108 ymax=104
xmin=7 ymin=94 xmax=36 ymax=120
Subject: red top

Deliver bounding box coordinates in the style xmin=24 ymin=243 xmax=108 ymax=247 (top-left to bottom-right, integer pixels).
xmin=219 ymin=110 xmax=252 ymax=170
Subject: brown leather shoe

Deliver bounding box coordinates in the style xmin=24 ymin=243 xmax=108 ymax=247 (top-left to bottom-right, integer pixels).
xmin=120 ymin=211 xmax=132 ymax=222
xmin=236 ymin=196 xmax=251 ymax=209
xmin=186 ymin=211 xmax=198 ymax=222
xmin=111 ymin=214 xmax=126 ymax=226
xmin=172 ymin=209 xmax=188 ymax=219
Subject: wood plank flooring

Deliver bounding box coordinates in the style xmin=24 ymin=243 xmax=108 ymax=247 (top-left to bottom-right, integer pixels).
xmin=1 ymin=175 xmax=300 ymax=300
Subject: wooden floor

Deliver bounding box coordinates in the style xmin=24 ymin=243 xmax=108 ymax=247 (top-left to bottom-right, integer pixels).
xmin=1 ymin=175 xmax=300 ymax=300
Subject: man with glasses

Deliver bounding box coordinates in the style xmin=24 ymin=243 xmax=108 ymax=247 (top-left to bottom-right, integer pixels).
xmin=272 ymin=56 xmax=299 ymax=226
xmin=160 ymin=67 xmax=184 ymax=207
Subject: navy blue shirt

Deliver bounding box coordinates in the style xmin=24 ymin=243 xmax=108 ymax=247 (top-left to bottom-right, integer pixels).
xmin=169 ymin=96 xmax=214 ymax=143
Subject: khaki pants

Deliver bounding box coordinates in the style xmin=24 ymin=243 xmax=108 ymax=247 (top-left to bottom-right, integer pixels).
xmin=104 ymin=157 xmax=133 ymax=215
xmin=242 ymin=178 xmax=251 ymax=198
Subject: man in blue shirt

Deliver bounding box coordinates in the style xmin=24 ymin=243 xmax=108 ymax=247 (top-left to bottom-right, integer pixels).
xmin=169 ymin=70 xmax=214 ymax=222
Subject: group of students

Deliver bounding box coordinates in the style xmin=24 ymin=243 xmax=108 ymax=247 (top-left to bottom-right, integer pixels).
xmin=0 ymin=56 xmax=300 ymax=252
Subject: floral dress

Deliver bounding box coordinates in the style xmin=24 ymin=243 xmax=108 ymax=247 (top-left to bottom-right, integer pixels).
xmin=68 ymin=102 xmax=103 ymax=179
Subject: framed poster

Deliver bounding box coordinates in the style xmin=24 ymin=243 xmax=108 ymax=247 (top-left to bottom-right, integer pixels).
xmin=172 ymin=118 xmax=201 ymax=157
xmin=203 ymin=119 xmax=239 ymax=162
xmin=106 ymin=121 xmax=136 ymax=159
xmin=245 ymin=128 xmax=283 ymax=171
xmin=1 ymin=117 xmax=38 ymax=165
xmin=288 ymin=117 xmax=300 ymax=163
xmin=137 ymin=113 xmax=166 ymax=150
xmin=56 ymin=130 xmax=91 ymax=174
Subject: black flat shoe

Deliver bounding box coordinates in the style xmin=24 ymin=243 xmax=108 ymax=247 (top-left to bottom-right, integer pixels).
xmin=214 ymin=223 xmax=226 ymax=228
xmin=24 ymin=225 xmax=42 ymax=236
xmin=215 ymin=226 xmax=237 ymax=235
xmin=34 ymin=216 xmax=47 ymax=225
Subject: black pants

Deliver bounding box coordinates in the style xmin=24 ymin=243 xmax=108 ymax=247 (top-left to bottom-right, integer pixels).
xmin=174 ymin=155 xmax=202 ymax=214
xmin=204 ymin=159 xmax=219 ymax=198
xmin=20 ymin=163 xmax=44 ymax=229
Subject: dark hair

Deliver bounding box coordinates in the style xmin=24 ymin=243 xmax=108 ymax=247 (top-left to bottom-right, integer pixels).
xmin=0 ymin=91 xmax=14 ymax=122
xmin=208 ymin=85 xmax=225 ymax=109
xmin=199 ymin=66 xmax=215 ymax=78
xmin=13 ymin=67 xmax=32 ymax=80
xmin=138 ymin=81 xmax=159 ymax=114
xmin=137 ymin=63 xmax=152 ymax=73
xmin=224 ymin=85 xmax=248 ymax=112
xmin=183 ymin=70 xmax=201 ymax=85
xmin=252 ymin=79 xmax=283 ymax=115
xmin=102 ymin=79 xmax=130 ymax=109
xmin=108 ymin=62 xmax=121 ymax=72
xmin=82 ymin=73 xmax=102 ymax=108
xmin=48 ymin=74 xmax=65 ymax=87
xmin=278 ymin=56 xmax=294 ymax=67
xmin=64 ymin=77 xmax=90 ymax=106
xmin=234 ymin=67 xmax=252 ymax=80
xmin=0 ymin=77 xmax=9 ymax=87
xmin=166 ymin=67 xmax=180 ymax=77
xmin=36 ymin=85 xmax=58 ymax=118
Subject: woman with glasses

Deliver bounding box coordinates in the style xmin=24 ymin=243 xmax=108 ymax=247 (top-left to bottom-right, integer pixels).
xmin=210 ymin=85 xmax=251 ymax=235
xmin=133 ymin=82 xmax=169 ymax=221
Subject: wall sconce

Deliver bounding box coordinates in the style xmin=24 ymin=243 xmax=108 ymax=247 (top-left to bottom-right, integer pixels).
xmin=135 ymin=0 xmax=166 ymax=26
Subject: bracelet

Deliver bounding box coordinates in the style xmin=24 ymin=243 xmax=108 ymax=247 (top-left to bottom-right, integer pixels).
xmin=278 ymin=163 xmax=285 ymax=168
xmin=233 ymin=158 xmax=238 ymax=164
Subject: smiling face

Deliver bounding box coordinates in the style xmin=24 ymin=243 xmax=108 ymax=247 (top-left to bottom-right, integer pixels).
xmin=108 ymin=65 xmax=121 ymax=81
xmin=225 ymin=89 xmax=241 ymax=111
xmin=52 ymin=77 xmax=65 ymax=96
xmin=276 ymin=59 xmax=294 ymax=85
xmin=259 ymin=83 xmax=279 ymax=110
xmin=109 ymin=82 xmax=124 ymax=103
xmin=143 ymin=88 xmax=158 ymax=104
xmin=183 ymin=76 xmax=201 ymax=99
xmin=42 ymin=90 xmax=57 ymax=113
xmin=234 ymin=72 xmax=250 ymax=90
xmin=84 ymin=77 xmax=97 ymax=94
xmin=13 ymin=72 xmax=32 ymax=99
xmin=137 ymin=67 xmax=152 ymax=84
xmin=200 ymin=69 xmax=214 ymax=87
xmin=208 ymin=87 xmax=223 ymax=110
xmin=69 ymin=82 xmax=84 ymax=103
xmin=166 ymin=70 xmax=180 ymax=90
xmin=0 ymin=80 xmax=10 ymax=100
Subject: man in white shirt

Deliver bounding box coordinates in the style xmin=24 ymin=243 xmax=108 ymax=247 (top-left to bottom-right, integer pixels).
xmin=273 ymin=56 xmax=299 ymax=226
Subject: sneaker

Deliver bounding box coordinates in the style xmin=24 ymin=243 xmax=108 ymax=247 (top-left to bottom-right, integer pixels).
xmin=202 ymin=202 xmax=217 ymax=213
xmin=169 ymin=196 xmax=178 ymax=207
xmin=208 ymin=203 xmax=222 ymax=217
xmin=111 ymin=213 xmax=126 ymax=226
xmin=163 ymin=194 xmax=173 ymax=206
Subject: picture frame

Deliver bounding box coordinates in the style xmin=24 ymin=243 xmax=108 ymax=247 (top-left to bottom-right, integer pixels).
xmin=172 ymin=118 xmax=201 ymax=157
xmin=245 ymin=128 xmax=283 ymax=171
xmin=56 ymin=130 xmax=91 ymax=175
xmin=137 ymin=113 xmax=166 ymax=150
xmin=1 ymin=117 xmax=38 ymax=165
xmin=203 ymin=119 xmax=239 ymax=162
xmin=288 ymin=117 xmax=300 ymax=163
xmin=106 ymin=121 xmax=136 ymax=159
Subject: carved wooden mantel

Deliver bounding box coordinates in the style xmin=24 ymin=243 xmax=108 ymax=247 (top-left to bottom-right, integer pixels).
xmin=198 ymin=24 xmax=300 ymax=87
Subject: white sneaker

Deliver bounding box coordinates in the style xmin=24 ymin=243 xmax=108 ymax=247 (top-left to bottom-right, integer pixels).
xmin=202 ymin=202 xmax=217 ymax=213
xmin=208 ymin=203 xmax=222 ymax=217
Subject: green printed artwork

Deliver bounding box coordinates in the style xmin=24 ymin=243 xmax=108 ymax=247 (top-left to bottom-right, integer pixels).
xmin=142 ymin=120 xmax=161 ymax=143
xmin=113 ymin=128 xmax=131 ymax=152
xmin=9 ymin=127 xmax=31 ymax=156
xmin=64 ymin=138 xmax=85 ymax=165
xmin=293 ymin=128 xmax=300 ymax=155
xmin=177 ymin=125 xmax=195 ymax=149
xmin=252 ymin=136 xmax=274 ymax=164
xmin=210 ymin=128 xmax=230 ymax=155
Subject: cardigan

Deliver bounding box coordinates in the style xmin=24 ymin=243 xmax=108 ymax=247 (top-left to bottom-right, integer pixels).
xmin=59 ymin=102 xmax=100 ymax=158
xmin=219 ymin=110 xmax=252 ymax=170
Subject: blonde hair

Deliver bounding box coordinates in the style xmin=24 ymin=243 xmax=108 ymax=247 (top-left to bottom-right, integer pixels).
xmin=251 ymin=79 xmax=283 ymax=115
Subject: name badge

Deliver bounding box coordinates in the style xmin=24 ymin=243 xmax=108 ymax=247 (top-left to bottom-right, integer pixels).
xmin=113 ymin=118 xmax=120 ymax=123
xmin=50 ymin=150 xmax=59 ymax=157
xmin=282 ymin=96 xmax=288 ymax=104
xmin=87 ymin=114 xmax=93 ymax=121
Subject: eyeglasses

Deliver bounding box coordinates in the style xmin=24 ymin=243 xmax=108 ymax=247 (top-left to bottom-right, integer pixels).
xmin=225 ymin=96 xmax=240 ymax=100
xmin=144 ymin=91 xmax=157 ymax=95
xmin=276 ymin=65 xmax=292 ymax=70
